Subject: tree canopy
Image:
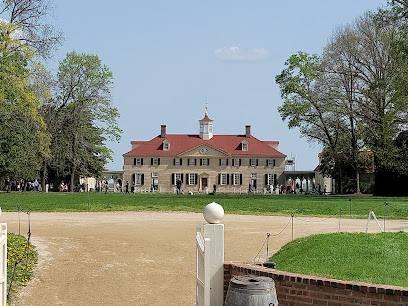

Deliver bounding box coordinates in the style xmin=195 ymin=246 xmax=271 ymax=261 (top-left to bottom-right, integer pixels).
xmin=276 ymin=4 xmax=408 ymax=195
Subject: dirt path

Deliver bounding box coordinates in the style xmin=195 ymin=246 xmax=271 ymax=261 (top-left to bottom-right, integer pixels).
xmin=1 ymin=211 xmax=407 ymax=305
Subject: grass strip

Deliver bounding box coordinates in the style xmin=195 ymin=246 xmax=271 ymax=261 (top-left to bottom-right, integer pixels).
xmin=1 ymin=192 xmax=408 ymax=219
xmin=269 ymin=232 xmax=408 ymax=287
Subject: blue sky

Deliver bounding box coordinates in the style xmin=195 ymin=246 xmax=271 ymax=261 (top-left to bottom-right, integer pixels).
xmin=49 ymin=0 xmax=387 ymax=171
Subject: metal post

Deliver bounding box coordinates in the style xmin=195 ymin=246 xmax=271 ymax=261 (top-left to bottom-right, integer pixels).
xmin=266 ymin=233 xmax=270 ymax=262
xmin=18 ymin=205 xmax=21 ymax=235
xmin=88 ymin=188 xmax=90 ymax=212
xmin=339 ymin=208 xmax=342 ymax=233
xmin=291 ymin=213 xmax=294 ymax=241
xmin=349 ymin=198 xmax=352 ymax=217
xmin=384 ymin=202 xmax=387 ymax=232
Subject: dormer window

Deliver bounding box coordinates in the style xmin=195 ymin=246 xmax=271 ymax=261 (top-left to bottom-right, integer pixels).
xmin=163 ymin=140 xmax=170 ymax=151
xmin=241 ymin=140 xmax=248 ymax=151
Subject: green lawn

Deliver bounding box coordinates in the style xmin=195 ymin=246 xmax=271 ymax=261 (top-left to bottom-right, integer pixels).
xmin=269 ymin=232 xmax=408 ymax=287
xmin=1 ymin=192 xmax=408 ymax=219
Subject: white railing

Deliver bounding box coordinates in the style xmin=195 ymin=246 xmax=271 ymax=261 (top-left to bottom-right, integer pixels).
xmin=196 ymin=224 xmax=211 ymax=306
xmin=0 ymin=223 xmax=7 ymax=306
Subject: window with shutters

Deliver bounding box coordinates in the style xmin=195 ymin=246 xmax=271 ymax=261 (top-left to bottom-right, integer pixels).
xmin=267 ymin=174 xmax=274 ymax=185
xmin=232 ymin=159 xmax=241 ymax=167
xmin=174 ymin=158 xmax=182 ymax=166
xmin=250 ymin=159 xmax=258 ymax=166
xmin=220 ymin=159 xmax=228 ymax=166
xmin=189 ymin=173 xmax=196 ymax=185
xmin=188 ymin=158 xmax=196 ymax=166
xmin=233 ymin=173 xmax=241 ymax=185
xmin=172 ymin=173 xmax=184 ymax=185
xmin=200 ymin=158 xmax=209 ymax=166
xmin=151 ymin=158 xmax=159 ymax=166
xmin=220 ymin=173 xmax=228 ymax=185
xmin=134 ymin=158 xmax=143 ymax=166
xmin=267 ymin=159 xmax=276 ymax=167
xmin=175 ymin=173 xmax=183 ymax=182
xmin=135 ymin=173 xmax=143 ymax=185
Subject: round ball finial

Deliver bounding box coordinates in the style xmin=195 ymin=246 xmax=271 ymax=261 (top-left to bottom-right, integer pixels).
xmin=203 ymin=202 xmax=224 ymax=224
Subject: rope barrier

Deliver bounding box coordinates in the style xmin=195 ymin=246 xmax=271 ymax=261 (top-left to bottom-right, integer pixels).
xmin=293 ymin=212 xmax=339 ymax=223
xmin=252 ymin=235 xmax=269 ymax=262
xmin=252 ymin=217 xmax=293 ymax=262
xmin=268 ymin=217 xmax=293 ymax=237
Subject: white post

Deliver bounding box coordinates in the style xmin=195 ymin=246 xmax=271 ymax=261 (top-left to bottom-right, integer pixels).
xmin=203 ymin=224 xmax=224 ymax=305
xmin=196 ymin=224 xmax=211 ymax=306
xmin=197 ymin=202 xmax=225 ymax=306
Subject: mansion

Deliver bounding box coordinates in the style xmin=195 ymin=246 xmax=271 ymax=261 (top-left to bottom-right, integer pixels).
xmin=122 ymin=111 xmax=287 ymax=193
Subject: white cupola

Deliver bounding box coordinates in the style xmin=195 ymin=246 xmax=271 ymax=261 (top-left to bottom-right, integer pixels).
xmin=199 ymin=106 xmax=214 ymax=140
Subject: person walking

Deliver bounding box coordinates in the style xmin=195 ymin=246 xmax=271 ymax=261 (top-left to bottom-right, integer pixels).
xmin=176 ymin=179 xmax=182 ymax=195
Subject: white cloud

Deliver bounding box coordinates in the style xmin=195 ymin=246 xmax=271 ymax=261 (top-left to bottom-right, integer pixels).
xmin=214 ymin=46 xmax=269 ymax=61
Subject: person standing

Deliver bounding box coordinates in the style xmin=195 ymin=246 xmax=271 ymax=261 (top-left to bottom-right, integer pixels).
xmin=125 ymin=181 xmax=129 ymax=193
xmin=176 ymin=179 xmax=182 ymax=195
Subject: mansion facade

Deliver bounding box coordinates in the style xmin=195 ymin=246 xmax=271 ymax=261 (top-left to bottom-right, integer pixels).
xmin=122 ymin=111 xmax=286 ymax=193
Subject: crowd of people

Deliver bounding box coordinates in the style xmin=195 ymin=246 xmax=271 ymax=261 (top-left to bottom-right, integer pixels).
xmin=6 ymin=179 xmax=41 ymax=192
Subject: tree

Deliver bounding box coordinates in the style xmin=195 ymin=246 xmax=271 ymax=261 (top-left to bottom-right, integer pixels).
xmin=0 ymin=24 xmax=50 ymax=185
xmin=0 ymin=0 xmax=63 ymax=59
xmin=322 ymin=26 xmax=367 ymax=194
xmin=45 ymin=51 xmax=121 ymax=191
xmin=341 ymin=12 xmax=408 ymax=195
xmin=276 ymin=51 xmax=351 ymax=193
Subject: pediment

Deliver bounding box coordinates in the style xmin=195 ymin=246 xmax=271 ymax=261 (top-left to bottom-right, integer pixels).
xmin=178 ymin=144 xmax=230 ymax=158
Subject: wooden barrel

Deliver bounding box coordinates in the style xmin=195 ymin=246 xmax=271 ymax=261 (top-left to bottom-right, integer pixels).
xmin=225 ymin=275 xmax=278 ymax=306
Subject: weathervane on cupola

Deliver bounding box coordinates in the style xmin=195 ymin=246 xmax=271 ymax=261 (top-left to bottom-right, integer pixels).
xmin=199 ymin=103 xmax=214 ymax=140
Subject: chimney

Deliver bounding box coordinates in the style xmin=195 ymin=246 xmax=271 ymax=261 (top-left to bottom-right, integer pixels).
xmin=245 ymin=125 xmax=251 ymax=138
xmin=161 ymin=125 xmax=166 ymax=138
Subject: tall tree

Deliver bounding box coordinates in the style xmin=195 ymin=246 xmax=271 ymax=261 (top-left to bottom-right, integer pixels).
xmin=322 ymin=26 xmax=367 ymax=194
xmin=0 ymin=24 xmax=49 ymax=184
xmin=276 ymin=52 xmax=349 ymax=192
xmin=343 ymin=12 xmax=408 ymax=194
xmin=46 ymin=51 xmax=121 ymax=191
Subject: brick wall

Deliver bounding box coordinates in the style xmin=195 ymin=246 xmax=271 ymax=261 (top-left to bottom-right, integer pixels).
xmin=224 ymin=262 xmax=408 ymax=306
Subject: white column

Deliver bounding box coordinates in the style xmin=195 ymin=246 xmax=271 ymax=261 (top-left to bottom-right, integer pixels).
xmin=203 ymin=224 xmax=224 ymax=306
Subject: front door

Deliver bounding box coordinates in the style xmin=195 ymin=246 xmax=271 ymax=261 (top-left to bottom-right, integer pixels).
xmin=201 ymin=178 xmax=208 ymax=191
xmin=251 ymin=179 xmax=257 ymax=191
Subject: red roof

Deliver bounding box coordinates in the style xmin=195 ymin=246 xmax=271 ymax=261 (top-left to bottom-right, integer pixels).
xmin=200 ymin=114 xmax=213 ymax=121
xmin=123 ymin=134 xmax=286 ymax=157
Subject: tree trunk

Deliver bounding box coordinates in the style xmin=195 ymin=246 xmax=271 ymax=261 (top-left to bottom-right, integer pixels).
xmin=70 ymin=167 xmax=75 ymax=192
xmin=40 ymin=159 xmax=47 ymax=192
xmin=355 ymin=170 xmax=361 ymax=194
